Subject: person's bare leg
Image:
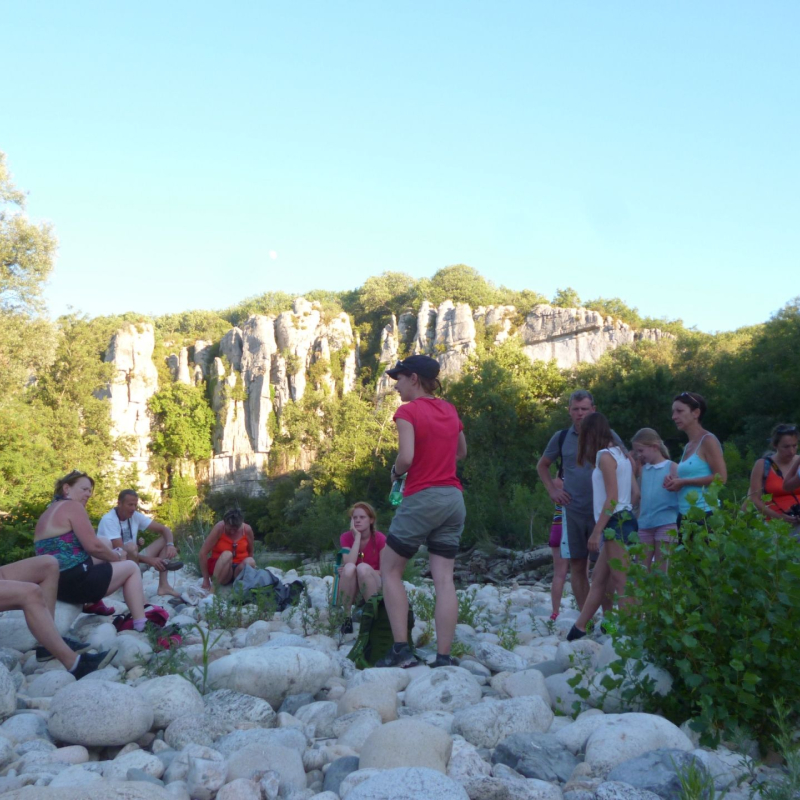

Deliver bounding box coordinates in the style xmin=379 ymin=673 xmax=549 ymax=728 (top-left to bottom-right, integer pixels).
xmin=338 ymin=563 xmax=357 ymax=612
xmin=106 ymin=561 xmax=146 ymax=619
xmin=380 ymin=546 xmax=410 ymax=643
xmin=355 ymin=563 xmax=381 ymax=602
xmin=212 ymin=551 xmax=234 ymax=586
xmin=550 ymin=549 xmax=568 ymax=617
xmin=654 ymin=541 xmax=672 ymax=573
xmin=139 ymin=539 xmax=179 ymax=597
xmin=428 ymin=554 xmax=458 ymax=655
xmin=0 ymin=581 xmax=77 ymax=670
xmin=606 ymin=541 xmax=632 ymax=608
xmin=570 ymin=558 xmax=590 ymax=609
xmin=574 ymin=550 xmax=611 ymax=632
xmin=642 ymin=542 xmax=655 ymax=571
xmin=0 ymin=556 xmax=60 ymax=618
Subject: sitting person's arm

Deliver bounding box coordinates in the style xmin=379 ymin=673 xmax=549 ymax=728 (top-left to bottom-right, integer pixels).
xmin=340 ymin=528 xmax=360 ymax=567
xmin=199 ymin=523 xmax=224 ymax=590
xmin=144 ymin=519 xmax=177 ymax=561
xmin=69 ymin=507 xmax=122 ymax=562
xmin=784 ymin=455 xmax=800 ymax=493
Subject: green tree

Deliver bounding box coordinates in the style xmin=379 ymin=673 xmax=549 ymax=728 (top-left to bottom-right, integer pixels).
xmin=422 ymin=264 xmax=501 ymax=308
xmin=221 ymin=291 xmax=295 ymax=326
xmin=0 ymin=152 xmax=57 ymax=314
xmin=502 ymin=288 xmax=548 ymax=315
xmin=358 ymin=272 xmax=418 ymax=316
xmin=149 ymin=383 xmax=215 ymax=463
xmin=584 ymin=296 xmax=642 ymax=327
xmin=551 ymin=287 xmax=582 ymax=308
xmin=446 ymin=339 xmax=566 ymax=546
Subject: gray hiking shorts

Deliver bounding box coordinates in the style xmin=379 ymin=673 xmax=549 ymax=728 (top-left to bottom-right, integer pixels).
xmin=387 ymin=486 xmax=466 ymax=560
xmin=564 ymin=506 xmax=596 ymax=562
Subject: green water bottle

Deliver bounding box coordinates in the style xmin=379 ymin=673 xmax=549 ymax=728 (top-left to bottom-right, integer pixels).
xmin=389 ymin=467 xmax=406 ymax=506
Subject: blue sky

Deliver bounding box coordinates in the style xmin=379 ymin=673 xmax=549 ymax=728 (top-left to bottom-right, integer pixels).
xmin=3 ymin=1 xmax=798 ymax=332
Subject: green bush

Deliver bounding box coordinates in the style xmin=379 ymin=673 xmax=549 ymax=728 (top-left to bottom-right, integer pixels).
xmin=608 ymin=487 xmax=800 ymax=746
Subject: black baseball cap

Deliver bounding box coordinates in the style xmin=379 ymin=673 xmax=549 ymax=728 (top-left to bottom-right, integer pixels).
xmin=386 ymin=355 xmax=440 ymax=380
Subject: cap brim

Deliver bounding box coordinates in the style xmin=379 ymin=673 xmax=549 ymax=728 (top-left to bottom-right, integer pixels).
xmin=385 ymin=367 xmax=405 ymax=379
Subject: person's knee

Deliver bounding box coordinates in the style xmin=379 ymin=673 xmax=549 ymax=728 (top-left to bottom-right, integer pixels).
xmin=217 ymin=551 xmax=233 ymax=565
xmin=341 ymin=562 xmax=356 ymax=578
xmin=571 ymin=558 xmax=588 ymax=570
xmin=244 ymin=557 xmax=256 ymax=567
xmin=19 ymin=582 xmax=45 ymax=609
xmin=116 ymin=561 xmax=138 ymax=581
xmin=355 ymin=563 xmax=374 ymax=581
xmin=42 ymin=555 xmax=60 ymax=577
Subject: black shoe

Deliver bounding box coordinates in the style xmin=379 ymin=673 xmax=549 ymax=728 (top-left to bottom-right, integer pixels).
xmin=375 ymin=643 xmax=419 ymax=668
xmin=70 ymin=648 xmax=117 ymax=679
xmin=340 ymin=616 xmax=353 ymax=635
xmin=430 ymin=654 xmax=460 ymax=668
xmin=567 ymin=625 xmax=586 ymax=642
xmin=36 ymin=636 xmax=91 ymax=663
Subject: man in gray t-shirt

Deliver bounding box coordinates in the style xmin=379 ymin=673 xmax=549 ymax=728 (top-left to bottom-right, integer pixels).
xmin=536 ymin=390 xmax=624 ymax=610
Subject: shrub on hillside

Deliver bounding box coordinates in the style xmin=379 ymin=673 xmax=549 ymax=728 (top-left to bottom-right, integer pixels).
xmin=606 ymin=487 xmax=800 ymax=747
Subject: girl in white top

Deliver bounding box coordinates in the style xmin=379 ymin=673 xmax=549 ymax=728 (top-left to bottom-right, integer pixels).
xmin=568 ymin=412 xmax=638 ymax=641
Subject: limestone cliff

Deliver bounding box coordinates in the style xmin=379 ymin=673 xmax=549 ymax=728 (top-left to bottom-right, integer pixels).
xmin=103 ymin=299 xmax=670 ymax=495
xmin=100 ymin=323 xmax=160 ymax=494
xmin=208 ymin=299 xmax=359 ymax=493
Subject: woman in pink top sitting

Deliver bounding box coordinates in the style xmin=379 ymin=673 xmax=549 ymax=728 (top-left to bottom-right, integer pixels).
xmin=338 ymin=502 xmax=386 ymax=634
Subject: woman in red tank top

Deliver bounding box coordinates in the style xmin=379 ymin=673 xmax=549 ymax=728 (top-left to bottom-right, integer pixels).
xmin=746 ymin=424 xmax=800 ymax=530
xmin=199 ymin=509 xmax=256 ymax=590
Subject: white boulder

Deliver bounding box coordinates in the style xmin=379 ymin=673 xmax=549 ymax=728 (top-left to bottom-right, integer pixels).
xmin=404 ymin=667 xmax=482 ymax=713
xmin=453 ymin=696 xmax=553 ymax=748
xmin=206 ymin=646 xmax=333 ymax=708
xmin=48 ymin=680 xmax=154 ymax=746
xmin=136 ymin=675 xmax=204 ymax=730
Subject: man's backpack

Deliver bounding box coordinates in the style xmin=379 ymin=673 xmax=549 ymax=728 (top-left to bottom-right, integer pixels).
xmin=346 ymin=594 xmax=416 ymax=669
xmin=232 ymin=564 xmax=304 ymax=612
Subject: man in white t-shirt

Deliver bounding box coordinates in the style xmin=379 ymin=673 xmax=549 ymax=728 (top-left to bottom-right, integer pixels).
xmin=97 ymin=490 xmax=182 ymax=598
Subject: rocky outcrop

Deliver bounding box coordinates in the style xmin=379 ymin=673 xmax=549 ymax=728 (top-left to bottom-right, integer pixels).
xmin=434 ymin=302 xmax=477 ymax=378
xmin=208 ymin=299 xmax=358 ymax=493
xmin=100 ymin=323 xmax=160 ymax=494
xmin=519 ymin=305 xmax=669 ymax=368
xmin=102 ymin=298 xmax=670 ymax=495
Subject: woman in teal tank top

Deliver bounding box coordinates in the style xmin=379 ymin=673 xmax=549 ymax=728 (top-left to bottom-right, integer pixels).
xmin=663 ymin=392 xmax=727 ymax=527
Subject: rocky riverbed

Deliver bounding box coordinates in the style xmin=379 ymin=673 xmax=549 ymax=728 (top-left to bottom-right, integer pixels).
xmin=0 ymin=563 xmax=783 ymax=799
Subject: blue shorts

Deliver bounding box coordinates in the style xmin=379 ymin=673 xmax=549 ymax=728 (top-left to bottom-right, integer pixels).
xmin=604 ymin=513 xmax=638 ymax=545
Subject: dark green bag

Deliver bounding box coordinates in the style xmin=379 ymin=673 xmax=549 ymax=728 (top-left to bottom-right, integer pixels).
xmin=346 ymin=594 xmax=416 ymax=669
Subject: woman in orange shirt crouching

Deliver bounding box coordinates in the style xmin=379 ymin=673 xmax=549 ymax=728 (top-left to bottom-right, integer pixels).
xmin=200 ymin=509 xmax=256 ymax=591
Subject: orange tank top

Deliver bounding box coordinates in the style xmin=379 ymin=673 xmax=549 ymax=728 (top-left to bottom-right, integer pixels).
xmin=764 ymin=466 xmax=800 ymax=515
xmin=211 ymin=529 xmax=251 ymax=564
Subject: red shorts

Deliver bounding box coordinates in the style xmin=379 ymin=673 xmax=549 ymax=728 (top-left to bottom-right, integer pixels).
xmin=207 ymin=556 xmax=238 ymax=584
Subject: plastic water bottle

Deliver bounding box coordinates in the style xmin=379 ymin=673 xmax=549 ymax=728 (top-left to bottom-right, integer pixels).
xmin=389 ymin=476 xmax=406 ymax=506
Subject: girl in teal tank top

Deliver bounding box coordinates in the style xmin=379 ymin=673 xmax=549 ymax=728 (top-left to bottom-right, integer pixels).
xmin=663 ymin=392 xmax=727 ymax=522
